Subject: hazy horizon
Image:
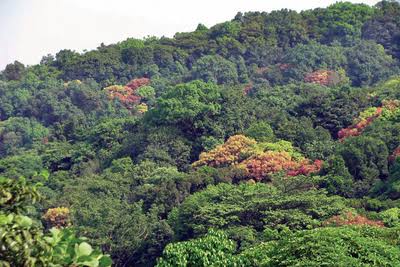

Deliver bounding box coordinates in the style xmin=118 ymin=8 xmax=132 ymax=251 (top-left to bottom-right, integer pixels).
xmin=0 ymin=0 xmax=380 ymax=70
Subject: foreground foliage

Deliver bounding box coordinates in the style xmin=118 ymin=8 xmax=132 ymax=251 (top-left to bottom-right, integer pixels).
xmin=157 ymin=226 xmax=400 ymax=267
xmin=0 ymin=177 xmax=111 ymax=267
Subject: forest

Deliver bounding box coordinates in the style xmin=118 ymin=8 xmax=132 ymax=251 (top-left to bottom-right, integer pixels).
xmin=2 ymin=0 xmax=400 ymax=266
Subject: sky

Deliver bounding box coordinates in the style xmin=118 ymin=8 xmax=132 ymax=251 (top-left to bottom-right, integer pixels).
xmin=0 ymin=0 xmax=380 ymax=70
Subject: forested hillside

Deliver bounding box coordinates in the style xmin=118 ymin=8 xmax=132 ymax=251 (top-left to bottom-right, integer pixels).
xmin=2 ymin=1 xmax=400 ymax=266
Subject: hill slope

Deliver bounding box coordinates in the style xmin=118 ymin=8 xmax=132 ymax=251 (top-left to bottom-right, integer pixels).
xmin=2 ymin=1 xmax=400 ymax=266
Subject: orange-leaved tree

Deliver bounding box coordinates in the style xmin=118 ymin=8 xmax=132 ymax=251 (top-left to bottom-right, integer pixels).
xmin=193 ymin=135 xmax=322 ymax=181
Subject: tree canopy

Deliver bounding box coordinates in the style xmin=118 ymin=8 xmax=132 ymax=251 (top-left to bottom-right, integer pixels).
xmin=2 ymin=1 xmax=400 ymax=266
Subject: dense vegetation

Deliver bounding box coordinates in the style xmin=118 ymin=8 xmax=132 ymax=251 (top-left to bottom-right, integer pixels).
xmin=2 ymin=1 xmax=400 ymax=266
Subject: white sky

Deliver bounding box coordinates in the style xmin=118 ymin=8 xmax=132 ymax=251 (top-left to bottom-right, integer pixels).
xmin=0 ymin=0 xmax=380 ymax=70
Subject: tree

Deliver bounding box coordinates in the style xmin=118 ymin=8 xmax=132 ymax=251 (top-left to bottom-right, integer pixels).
xmin=156 ymin=230 xmax=241 ymax=267
xmin=264 ymin=9 xmax=308 ymax=49
xmin=139 ymin=126 xmax=192 ymax=170
xmin=345 ymin=41 xmax=397 ymax=86
xmin=51 ymin=159 xmax=175 ymax=266
xmin=169 ymin=183 xmax=347 ymax=240
xmin=338 ymin=136 xmax=389 ymax=196
xmin=3 ymin=61 xmax=25 ymax=81
xmin=192 ymin=55 xmax=238 ymax=85
xmin=244 ymin=121 xmax=275 ymax=142
xmin=151 ymin=80 xmax=221 ymax=126
xmin=305 ymin=2 xmax=375 ymax=44
xmin=193 ymin=135 xmax=256 ymax=168
xmin=362 ymin=0 xmax=400 ymax=59
xmin=0 ymin=152 xmax=43 ymax=179
xmin=283 ymin=42 xmax=346 ymax=81
xmin=193 ymin=134 xmax=323 ymax=181
xmin=267 ymin=226 xmax=400 ymax=266
xmin=0 ymin=117 xmax=49 ymax=157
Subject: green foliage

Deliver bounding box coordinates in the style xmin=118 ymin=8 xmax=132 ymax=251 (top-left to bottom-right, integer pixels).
xmin=244 ymin=121 xmax=275 ymax=142
xmin=156 ymin=229 xmax=240 ymax=267
xmin=0 ymin=117 xmax=49 ymax=156
xmin=158 ymin=226 xmax=400 ymax=267
xmin=0 ymin=152 xmax=43 ymax=179
xmin=0 ymin=177 xmax=111 ymax=267
xmin=314 ymin=2 xmax=375 ymax=44
xmin=0 ymin=177 xmax=41 ymax=213
xmin=1 ymin=215 xmax=112 ymax=267
xmin=152 ymin=80 xmax=221 ymax=125
xmin=198 ymin=136 xmax=223 ymax=152
xmin=372 ymin=156 xmax=400 ymax=199
xmin=135 ymin=126 xmax=192 ymax=170
xmin=47 ymin=159 xmax=176 ymax=265
xmin=338 ymin=136 xmax=389 ymax=196
xmin=380 ymin=207 xmax=400 ymax=227
xmin=136 ymin=85 xmax=156 ymax=103
xmin=345 ymin=40 xmax=397 ymax=86
xmin=2 ymin=2 xmax=400 ymax=266
xmin=264 ymin=9 xmax=308 ymax=48
xmin=169 ymin=183 xmax=347 ymax=239
xmin=3 ymin=61 xmax=25 ymax=81
xmin=362 ymin=1 xmax=400 ymax=60
xmin=283 ymin=42 xmax=346 ymax=81
xmin=266 ymin=226 xmax=400 ymax=266
xmin=192 ymin=55 xmax=239 ymax=85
